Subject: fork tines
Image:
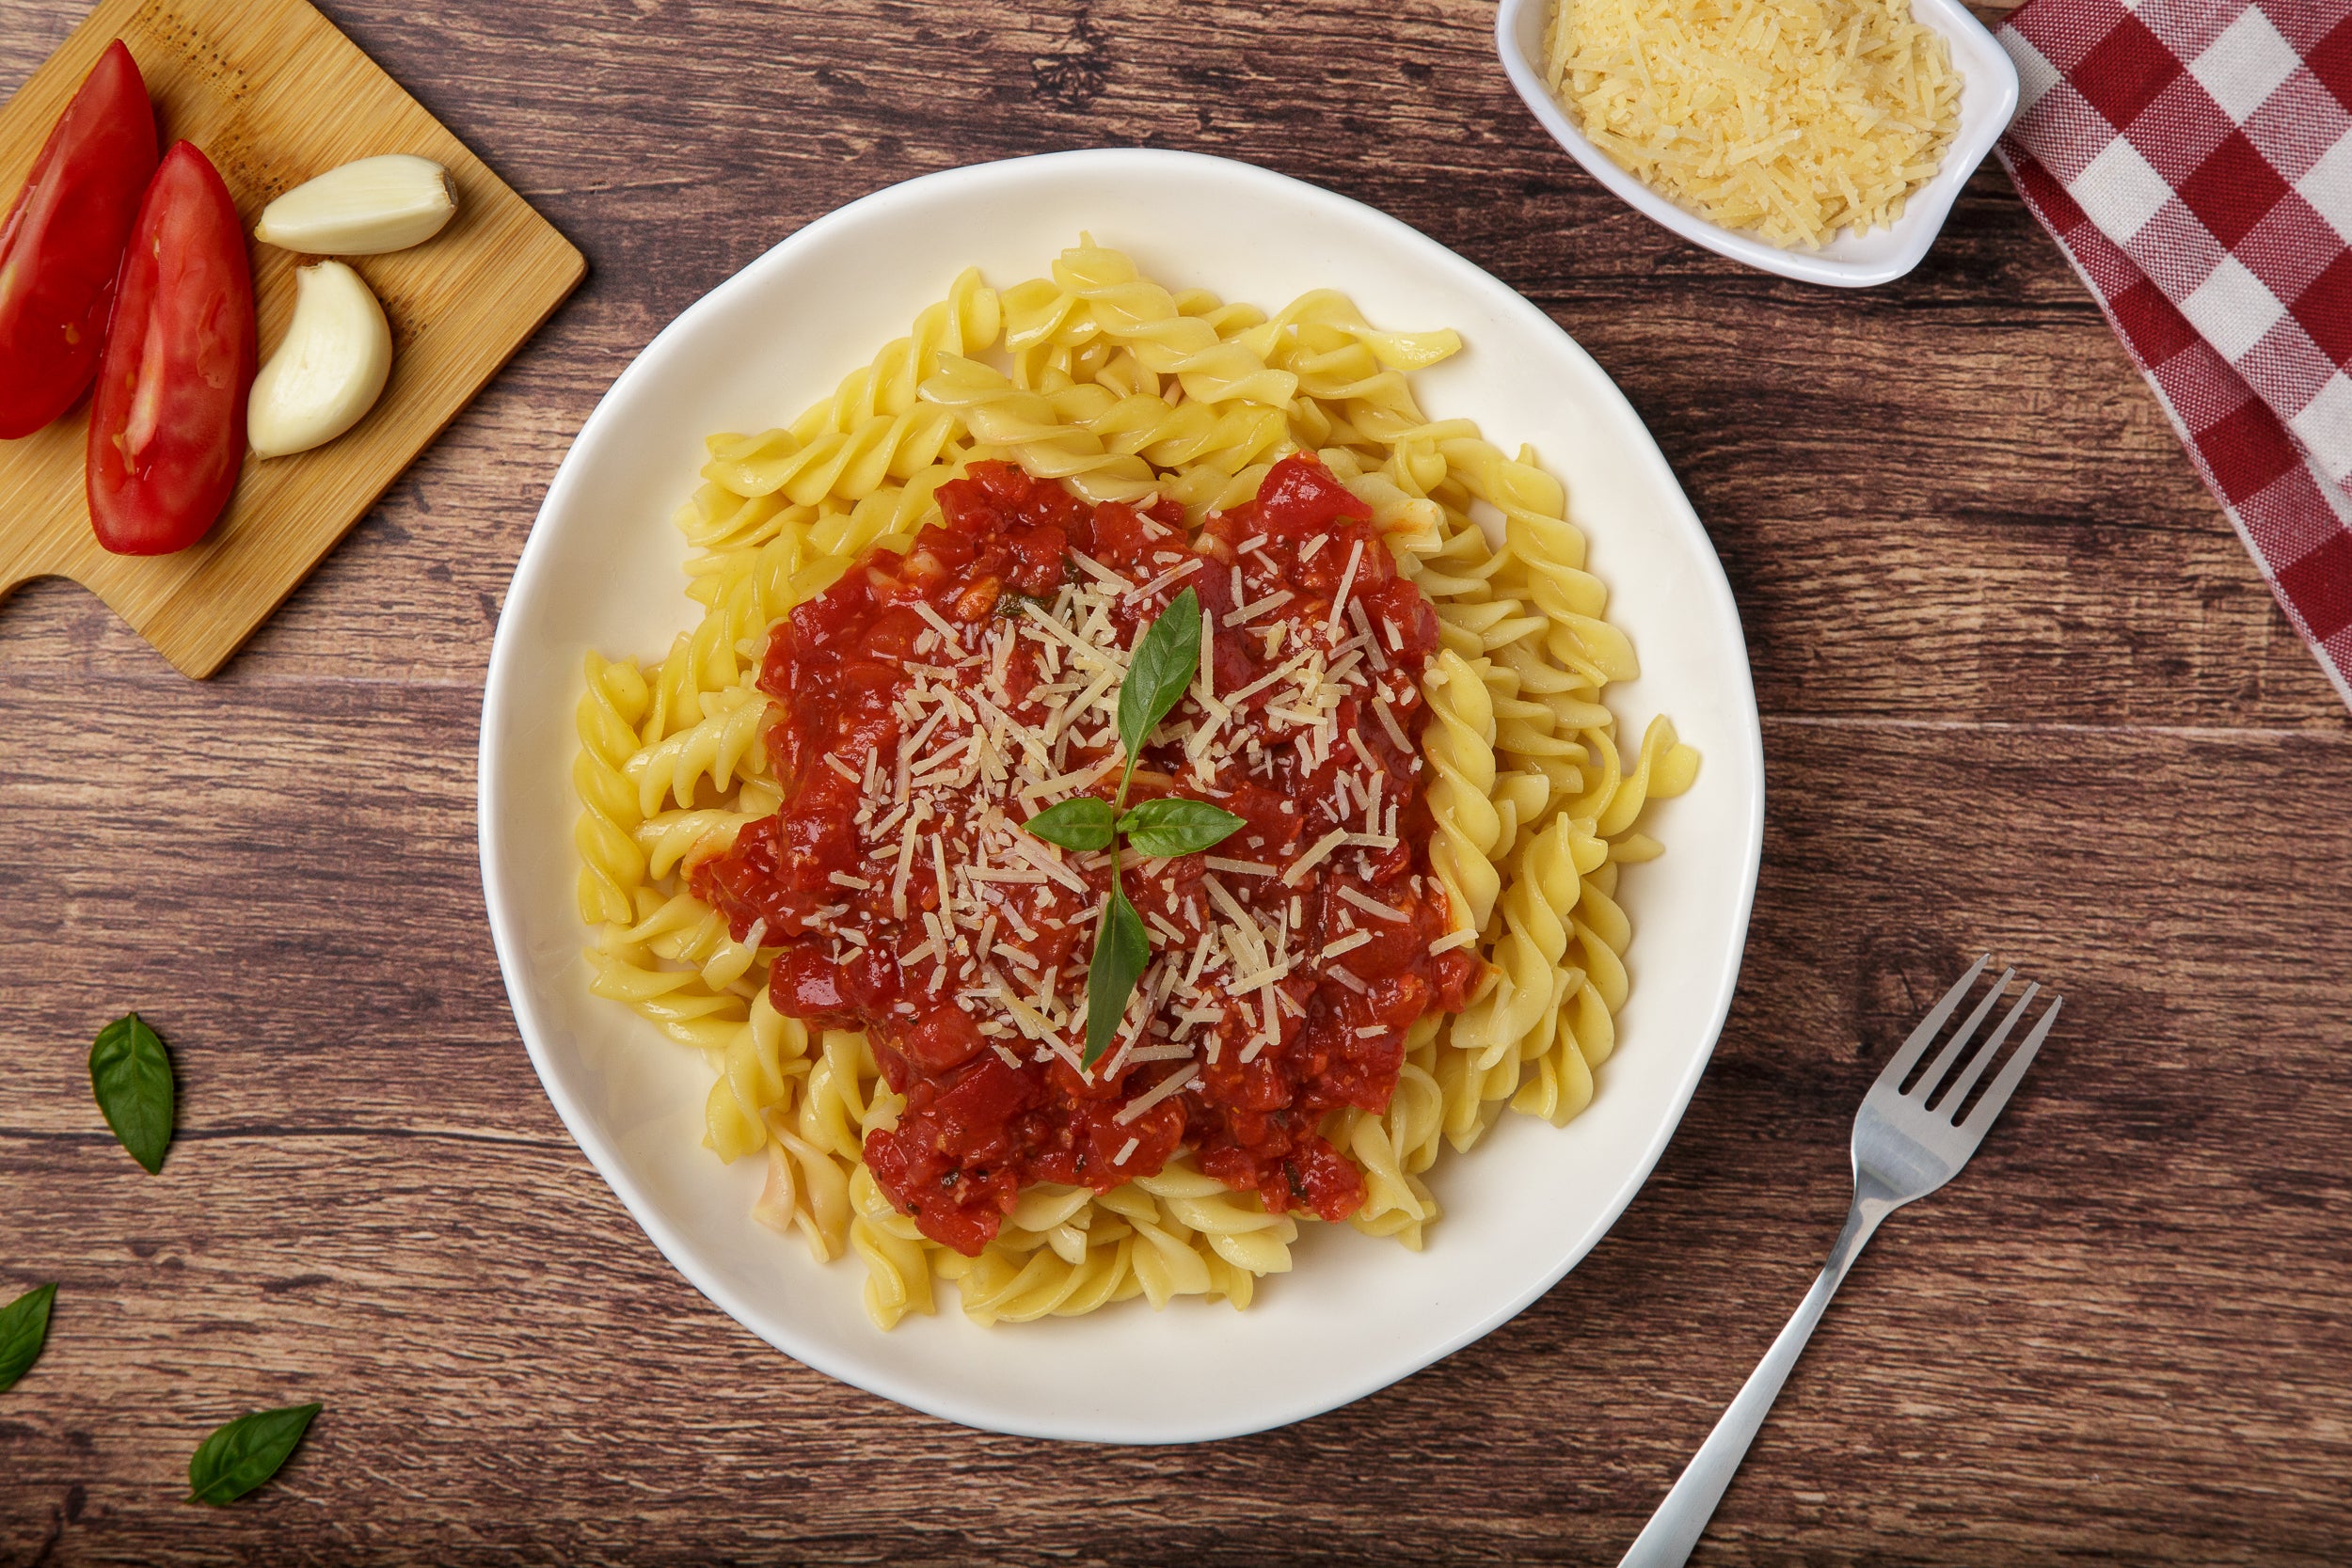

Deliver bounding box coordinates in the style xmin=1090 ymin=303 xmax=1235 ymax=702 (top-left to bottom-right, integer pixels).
xmin=1878 ymin=957 xmax=2064 ymax=1133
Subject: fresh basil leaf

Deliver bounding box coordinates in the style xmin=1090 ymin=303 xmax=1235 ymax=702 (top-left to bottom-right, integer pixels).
xmin=187 ymin=1402 xmax=321 ymax=1506
xmin=89 ymin=1014 xmax=175 ymax=1175
xmin=1120 ymin=797 xmax=1248 ymax=860
xmin=0 ymin=1284 xmax=57 ymax=1392
xmin=1022 ymin=797 xmax=1117 ymax=852
xmin=1082 ymin=887 xmax=1152 ymax=1069
xmin=1116 ymin=586 xmax=1202 ymax=768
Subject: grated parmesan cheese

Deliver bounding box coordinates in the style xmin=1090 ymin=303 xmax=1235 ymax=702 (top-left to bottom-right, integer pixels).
xmin=1115 ymin=1067 xmax=1199 ymax=1124
xmin=1544 ymin=0 xmax=1962 ymax=249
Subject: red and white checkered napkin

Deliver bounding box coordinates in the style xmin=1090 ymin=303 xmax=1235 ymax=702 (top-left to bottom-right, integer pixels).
xmin=1994 ymin=0 xmax=2352 ymax=710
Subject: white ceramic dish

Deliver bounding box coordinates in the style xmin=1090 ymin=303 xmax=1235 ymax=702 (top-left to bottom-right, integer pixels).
xmin=1495 ymin=0 xmax=2021 ymax=288
xmin=479 ymin=148 xmax=1765 ymax=1444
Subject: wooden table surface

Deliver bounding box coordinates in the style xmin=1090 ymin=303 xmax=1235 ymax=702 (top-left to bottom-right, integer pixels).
xmin=6 ymin=1 xmax=2350 ymax=1563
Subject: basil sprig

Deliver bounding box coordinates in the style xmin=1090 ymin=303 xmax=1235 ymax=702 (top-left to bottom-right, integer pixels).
xmin=1023 ymin=586 xmax=1245 ymax=1067
xmin=0 ymin=1284 xmax=56 ymax=1392
xmin=89 ymin=1014 xmax=175 ymax=1175
xmin=187 ymin=1402 xmax=322 ymax=1505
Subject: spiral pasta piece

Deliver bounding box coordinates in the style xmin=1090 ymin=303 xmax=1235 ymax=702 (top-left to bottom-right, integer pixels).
xmin=676 ymin=482 xmax=800 ymax=556
xmin=1457 ymin=816 xmax=1581 ymax=1069
xmin=1086 ymin=390 xmax=1291 ymax=508
xmin=573 ymin=653 xmax=652 ymax=926
xmin=796 ymin=1029 xmax=881 ymax=1164
xmin=1132 ymin=1163 xmax=1298 ymax=1275
xmin=849 ymin=1164 xmax=936 ymax=1329
xmin=1337 ymin=1045 xmax=1447 ymax=1246
xmin=702 ymin=404 xmax=964 ymax=508
xmin=919 ymin=353 xmax=1158 ymax=502
xmin=728 ymin=265 xmax=1002 ymax=467
xmin=1421 ymin=648 xmax=1506 ymax=938
xmin=584 ymin=946 xmax=745 ymax=1053
xmin=1046 ymin=238 xmax=1300 ymax=408
xmin=1325 ymin=448 xmax=1445 ymax=552
xmin=633 ymin=808 xmax=760 ymax=881
xmin=1254 ymin=297 xmax=1452 ymax=449
xmin=1438 ymin=816 xmax=1587 ymax=1148
xmin=612 ymin=891 xmax=758 ymax=991
xmin=1119 ymin=1213 xmax=1218 ymax=1308
xmin=753 ymin=1122 xmax=853 ymax=1263
xmin=1490 ymin=640 xmax=1610 ymax=799
xmin=1237 ymin=288 xmax=1462 ymax=372
xmin=627 ymin=685 xmax=769 ymax=816
xmin=1598 ymin=715 xmax=1702 ymax=837
xmin=942 ymin=1234 xmax=1138 ymax=1325
xmin=703 ymin=989 xmax=812 ymax=1163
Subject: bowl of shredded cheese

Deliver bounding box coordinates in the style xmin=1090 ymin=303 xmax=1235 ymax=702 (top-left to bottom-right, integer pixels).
xmin=1496 ymin=0 xmax=2018 ymax=286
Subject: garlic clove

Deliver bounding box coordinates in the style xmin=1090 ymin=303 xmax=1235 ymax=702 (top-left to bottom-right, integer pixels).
xmin=247 ymin=261 xmax=392 ymax=459
xmin=253 ymin=154 xmax=456 ymax=256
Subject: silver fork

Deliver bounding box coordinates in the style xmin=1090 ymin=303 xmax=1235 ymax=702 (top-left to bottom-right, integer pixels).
xmin=1619 ymin=957 xmax=2064 ymax=1568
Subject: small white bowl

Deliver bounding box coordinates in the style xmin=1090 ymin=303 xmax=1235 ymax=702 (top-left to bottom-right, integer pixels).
xmin=1496 ymin=0 xmax=2021 ymax=288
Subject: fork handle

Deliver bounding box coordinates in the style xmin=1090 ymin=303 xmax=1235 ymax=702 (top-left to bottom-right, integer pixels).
xmin=1618 ymin=1199 xmax=1889 ymax=1568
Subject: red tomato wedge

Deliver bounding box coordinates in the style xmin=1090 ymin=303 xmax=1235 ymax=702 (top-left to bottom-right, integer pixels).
xmin=87 ymin=141 xmax=256 ymax=556
xmin=0 ymin=40 xmax=157 ymax=438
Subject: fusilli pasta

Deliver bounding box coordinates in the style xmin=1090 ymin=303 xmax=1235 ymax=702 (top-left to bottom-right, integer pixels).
xmin=570 ymin=242 xmax=1698 ymax=1327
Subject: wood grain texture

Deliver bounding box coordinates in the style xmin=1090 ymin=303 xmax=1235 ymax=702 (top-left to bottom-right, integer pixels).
xmin=0 ymin=0 xmax=582 ymax=676
xmin=1 ymin=0 xmax=2348 ymax=1563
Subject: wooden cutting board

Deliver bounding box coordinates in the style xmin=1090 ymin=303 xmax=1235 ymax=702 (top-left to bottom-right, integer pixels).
xmin=0 ymin=0 xmax=584 ymax=676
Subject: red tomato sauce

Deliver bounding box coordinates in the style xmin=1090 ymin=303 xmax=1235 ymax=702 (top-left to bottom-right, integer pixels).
xmin=692 ymin=454 xmax=1483 ymax=1255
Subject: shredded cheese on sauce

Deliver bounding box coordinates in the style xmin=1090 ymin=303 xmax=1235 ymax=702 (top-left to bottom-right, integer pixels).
xmin=769 ymin=518 xmax=1441 ymax=1123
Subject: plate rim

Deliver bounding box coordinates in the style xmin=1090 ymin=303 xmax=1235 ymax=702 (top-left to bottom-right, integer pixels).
xmin=479 ymin=145 xmax=1765 ymax=1444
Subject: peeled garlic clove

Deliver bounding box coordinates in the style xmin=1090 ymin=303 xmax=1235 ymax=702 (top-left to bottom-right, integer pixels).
xmin=248 ymin=261 xmax=392 ymax=458
xmin=254 ymin=154 xmax=456 ymax=255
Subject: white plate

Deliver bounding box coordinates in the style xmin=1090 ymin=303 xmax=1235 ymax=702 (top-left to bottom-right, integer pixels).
xmin=1495 ymin=0 xmax=2020 ymax=288
xmin=479 ymin=148 xmax=1764 ymax=1444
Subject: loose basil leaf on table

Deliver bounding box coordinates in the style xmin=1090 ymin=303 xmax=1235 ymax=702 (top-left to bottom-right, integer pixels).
xmin=1082 ymin=889 xmax=1152 ymax=1069
xmin=1022 ymin=796 xmax=1117 ymax=852
xmin=187 ymin=1402 xmax=322 ymax=1505
xmin=0 ymin=1284 xmax=57 ymax=1392
xmin=88 ymin=1013 xmax=175 ymax=1174
xmin=1115 ymin=585 xmax=1202 ymax=777
xmin=1120 ymin=797 xmax=1247 ymax=860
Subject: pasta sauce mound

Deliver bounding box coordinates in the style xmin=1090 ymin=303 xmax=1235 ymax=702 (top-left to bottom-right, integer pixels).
xmin=691 ymin=455 xmax=1482 ymax=1255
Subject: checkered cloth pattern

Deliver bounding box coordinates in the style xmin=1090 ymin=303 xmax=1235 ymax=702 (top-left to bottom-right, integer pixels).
xmin=1995 ymin=0 xmax=2352 ymax=710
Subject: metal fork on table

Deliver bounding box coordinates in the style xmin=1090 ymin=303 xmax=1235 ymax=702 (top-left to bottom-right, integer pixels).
xmin=1619 ymin=957 xmax=2065 ymax=1568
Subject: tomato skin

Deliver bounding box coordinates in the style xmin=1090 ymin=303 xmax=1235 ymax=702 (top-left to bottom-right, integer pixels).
xmin=0 ymin=40 xmax=156 ymax=438
xmin=86 ymin=141 xmax=256 ymax=556
xmin=1253 ymin=450 xmax=1374 ymax=534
